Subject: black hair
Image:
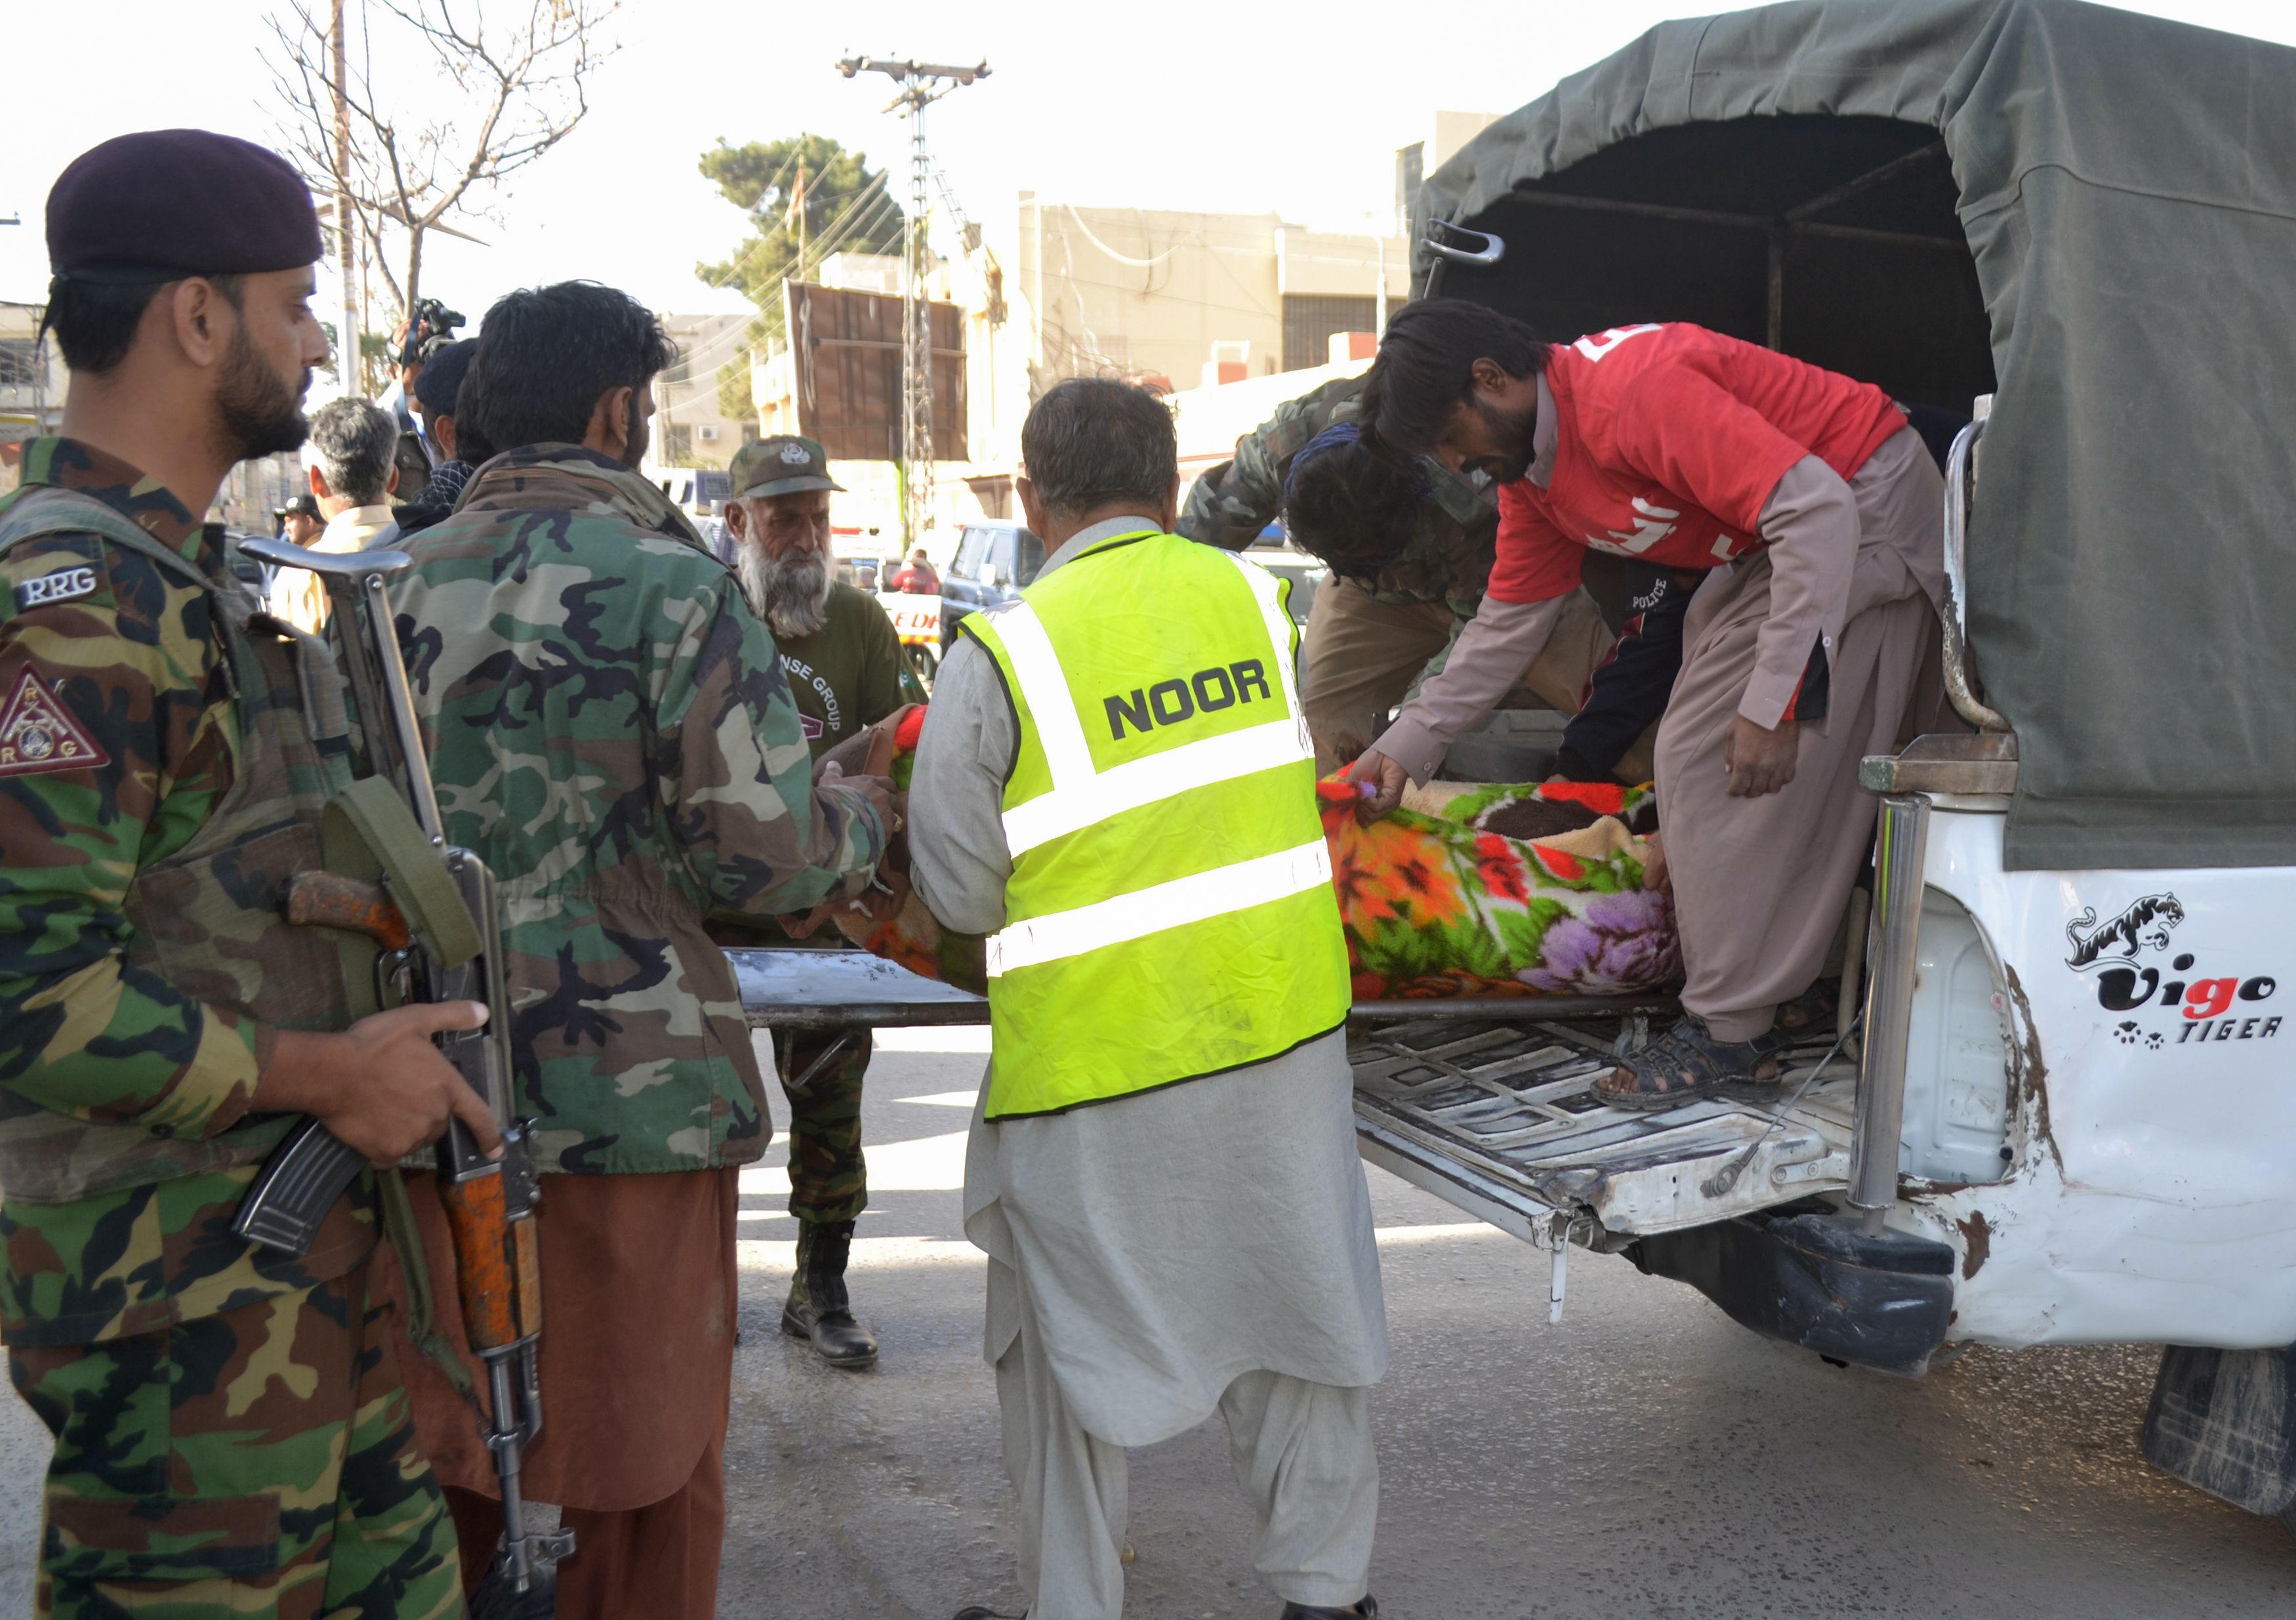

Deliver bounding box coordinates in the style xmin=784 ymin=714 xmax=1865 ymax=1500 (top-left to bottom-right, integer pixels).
xmin=308 ymin=397 xmax=398 ymax=506
xmin=40 ymin=272 xmax=244 ymax=375
xmin=1281 ymin=438 xmax=1426 ymax=583
xmin=443 ymin=352 xmax=495 ymax=465
xmin=1358 ymin=298 xmax=1549 ymax=454
xmin=459 ymin=281 xmax=676 ymax=453
xmin=1019 ymin=376 xmax=1177 ymax=522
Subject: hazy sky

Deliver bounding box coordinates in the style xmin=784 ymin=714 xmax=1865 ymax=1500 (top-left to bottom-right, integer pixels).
xmin=7 ymin=0 xmax=2293 ymax=328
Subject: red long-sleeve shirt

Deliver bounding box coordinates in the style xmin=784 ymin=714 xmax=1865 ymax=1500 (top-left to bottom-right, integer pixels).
xmin=1490 ymin=323 xmax=1904 ymax=604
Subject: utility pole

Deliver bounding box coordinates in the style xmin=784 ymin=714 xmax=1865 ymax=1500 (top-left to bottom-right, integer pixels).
xmin=837 ymin=55 xmax=989 ymax=549
xmin=330 ymin=0 xmax=359 ymax=392
xmin=791 ymin=157 xmax=808 ymax=272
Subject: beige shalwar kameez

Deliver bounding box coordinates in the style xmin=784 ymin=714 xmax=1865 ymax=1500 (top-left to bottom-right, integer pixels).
xmin=909 ymin=516 xmax=1388 ymax=1620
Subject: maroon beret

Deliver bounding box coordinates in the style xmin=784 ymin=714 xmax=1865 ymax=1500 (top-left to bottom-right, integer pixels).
xmin=47 ymin=129 xmax=322 ymax=281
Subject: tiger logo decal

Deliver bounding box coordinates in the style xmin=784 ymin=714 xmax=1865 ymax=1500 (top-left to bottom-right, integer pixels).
xmin=2065 ymin=894 xmax=2185 ymax=971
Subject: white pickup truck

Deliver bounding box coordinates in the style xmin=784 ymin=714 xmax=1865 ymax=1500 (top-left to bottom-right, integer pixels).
xmin=1370 ymin=0 xmax=2296 ymax=1535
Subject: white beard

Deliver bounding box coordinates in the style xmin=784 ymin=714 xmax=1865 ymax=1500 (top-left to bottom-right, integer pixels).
xmin=736 ymin=541 xmax=834 ymax=640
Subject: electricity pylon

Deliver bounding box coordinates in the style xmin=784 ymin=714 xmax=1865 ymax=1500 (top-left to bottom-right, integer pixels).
xmin=836 ymin=55 xmax=991 ymax=549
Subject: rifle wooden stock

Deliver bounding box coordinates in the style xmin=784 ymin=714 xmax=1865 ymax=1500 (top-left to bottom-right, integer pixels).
xmin=440 ymin=1165 xmax=520 ymax=1351
xmin=281 ymin=871 xmax=412 ymax=951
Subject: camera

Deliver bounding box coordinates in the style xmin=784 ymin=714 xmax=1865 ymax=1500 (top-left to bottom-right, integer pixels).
xmin=399 ymin=297 xmax=466 ymax=369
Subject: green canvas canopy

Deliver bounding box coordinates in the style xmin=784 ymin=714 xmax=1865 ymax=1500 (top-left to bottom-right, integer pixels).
xmin=1418 ymin=0 xmax=2296 ymax=870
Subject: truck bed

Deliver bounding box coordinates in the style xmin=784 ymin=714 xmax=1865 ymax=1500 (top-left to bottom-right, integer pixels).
xmin=1351 ymin=1006 xmax=1858 ymax=1243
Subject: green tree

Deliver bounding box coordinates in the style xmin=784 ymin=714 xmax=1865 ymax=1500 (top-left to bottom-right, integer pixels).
xmin=696 ymin=134 xmax=906 ymax=427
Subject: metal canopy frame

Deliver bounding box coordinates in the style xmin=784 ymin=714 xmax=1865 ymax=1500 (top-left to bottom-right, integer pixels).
xmin=1505 ymin=140 xmax=1959 ymax=347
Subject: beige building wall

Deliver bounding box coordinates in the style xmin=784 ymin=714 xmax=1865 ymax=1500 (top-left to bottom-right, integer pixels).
xmin=657 ymin=310 xmax=754 ymax=469
xmin=1018 ymin=197 xmax=1286 ymax=392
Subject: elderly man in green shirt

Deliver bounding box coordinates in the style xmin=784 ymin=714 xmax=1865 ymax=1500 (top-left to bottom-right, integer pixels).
xmin=716 ymin=433 xmax=916 ymax=1367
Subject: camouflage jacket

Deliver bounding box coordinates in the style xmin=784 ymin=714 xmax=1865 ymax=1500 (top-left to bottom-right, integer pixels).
xmin=0 ymin=439 xmax=377 ymax=1346
xmin=392 ymin=446 xmax=886 ymax=1175
xmin=1176 ymin=373 xmax=1500 ymax=619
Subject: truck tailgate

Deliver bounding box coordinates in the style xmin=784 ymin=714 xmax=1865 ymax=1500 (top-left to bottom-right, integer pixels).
xmin=1351 ymin=1011 xmax=1858 ymax=1240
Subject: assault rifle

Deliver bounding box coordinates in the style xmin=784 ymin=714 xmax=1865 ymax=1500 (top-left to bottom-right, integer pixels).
xmin=231 ymin=537 xmax=571 ymax=1600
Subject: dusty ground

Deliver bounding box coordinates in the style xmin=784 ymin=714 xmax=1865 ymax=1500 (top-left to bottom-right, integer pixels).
xmin=5 ymin=1025 xmax=2293 ymax=1618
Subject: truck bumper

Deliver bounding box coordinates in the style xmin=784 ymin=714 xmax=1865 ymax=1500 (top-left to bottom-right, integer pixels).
xmin=1627 ymin=1209 xmax=1956 ymax=1377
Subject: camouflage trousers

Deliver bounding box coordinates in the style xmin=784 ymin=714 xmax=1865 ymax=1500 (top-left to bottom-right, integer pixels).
xmin=769 ymin=1025 xmax=871 ymax=1226
xmin=9 ymin=1260 xmax=463 ymax=1620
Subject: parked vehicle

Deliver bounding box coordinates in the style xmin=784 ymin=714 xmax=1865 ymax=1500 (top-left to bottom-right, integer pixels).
xmin=937 ymin=518 xmax=1046 ymax=651
xmin=1358 ymin=0 xmax=2296 ymax=1532
xmin=877 ymin=590 xmax=945 ymax=689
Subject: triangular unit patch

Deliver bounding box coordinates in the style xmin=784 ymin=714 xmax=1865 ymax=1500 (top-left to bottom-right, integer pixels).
xmin=0 ymin=666 xmax=112 ymax=779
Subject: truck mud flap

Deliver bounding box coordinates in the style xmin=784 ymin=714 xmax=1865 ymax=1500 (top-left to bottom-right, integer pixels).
xmin=2143 ymin=1343 xmax=2296 ymax=1518
xmin=1626 ymin=1210 xmax=1955 ymax=1377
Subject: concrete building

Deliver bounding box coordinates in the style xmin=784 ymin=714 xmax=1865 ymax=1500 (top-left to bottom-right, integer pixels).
xmin=1014 ymin=201 xmax=1406 ymax=396
xmin=656 ymin=310 xmax=756 ymax=470
xmin=729 ymin=112 xmax=1501 ymax=563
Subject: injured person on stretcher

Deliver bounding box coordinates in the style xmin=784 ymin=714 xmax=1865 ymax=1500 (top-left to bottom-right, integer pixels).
xmin=1345 ymin=305 xmax=1954 ymax=1110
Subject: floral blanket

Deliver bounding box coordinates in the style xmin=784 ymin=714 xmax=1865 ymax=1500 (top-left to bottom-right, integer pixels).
xmin=1320 ymin=779 xmax=1679 ymax=1001
xmin=817 ymin=710 xmax=1679 ymax=1003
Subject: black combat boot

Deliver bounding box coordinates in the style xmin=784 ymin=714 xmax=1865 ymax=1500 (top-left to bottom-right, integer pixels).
xmin=783 ymin=1218 xmax=878 ymax=1367
xmin=1279 ymin=1599 xmax=1377 ymax=1619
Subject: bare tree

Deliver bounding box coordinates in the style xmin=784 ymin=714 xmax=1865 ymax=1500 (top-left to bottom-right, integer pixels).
xmin=268 ymin=0 xmax=617 ymax=328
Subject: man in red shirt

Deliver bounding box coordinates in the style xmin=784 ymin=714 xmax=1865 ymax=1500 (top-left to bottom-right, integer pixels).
xmin=888 ymin=545 xmax=939 ymax=594
xmin=1349 ymin=304 xmax=1945 ymax=1106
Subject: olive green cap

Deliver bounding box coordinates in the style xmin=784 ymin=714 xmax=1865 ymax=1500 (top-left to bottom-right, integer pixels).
xmin=729 ymin=434 xmax=844 ymax=498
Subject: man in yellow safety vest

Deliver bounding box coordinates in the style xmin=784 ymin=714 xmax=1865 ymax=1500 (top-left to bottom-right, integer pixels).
xmin=909 ymin=377 xmax=1387 ymax=1620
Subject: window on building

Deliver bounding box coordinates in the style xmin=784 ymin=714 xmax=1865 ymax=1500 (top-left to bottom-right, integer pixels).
xmin=1282 ymin=295 xmax=1380 ymax=373
xmin=0 ymin=339 xmax=45 ymax=390
xmin=664 ymin=347 xmax=692 ymax=384
xmin=662 ymin=423 xmax=693 ymax=465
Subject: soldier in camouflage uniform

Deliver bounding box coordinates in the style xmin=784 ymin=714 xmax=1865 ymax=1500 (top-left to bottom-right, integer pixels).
xmin=1178 ymin=373 xmax=1686 ymax=781
xmin=380 ymin=283 xmax=890 ymax=1620
xmin=1 ymin=131 xmax=499 ymax=1620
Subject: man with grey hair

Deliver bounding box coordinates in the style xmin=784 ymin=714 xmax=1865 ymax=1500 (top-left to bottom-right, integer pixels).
xmin=270 ymin=394 xmax=398 ymax=631
xmin=714 ymin=432 xmax=910 ymax=1367
xmin=911 ymin=377 xmax=1387 ymax=1620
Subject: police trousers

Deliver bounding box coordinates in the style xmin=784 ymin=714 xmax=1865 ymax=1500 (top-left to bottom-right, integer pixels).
xmin=770 ymin=1024 xmax=871 ymax=1226
xmin=10 ymin=1260 xmax=462 ymax=1620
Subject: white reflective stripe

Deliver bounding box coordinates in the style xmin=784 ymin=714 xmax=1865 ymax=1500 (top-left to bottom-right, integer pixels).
xmin=986 ymin=839 xmax=1331 ymax=977
xmin=1220 ymin=552 xmax=1313 ymax=758
xmin=993 ymin=549 xmax=1314 ymax=852
xmin=987 ymin=600 xmax=1096 ymax=790
xmin=1002 ymin=715 xmax=1311 ymax=857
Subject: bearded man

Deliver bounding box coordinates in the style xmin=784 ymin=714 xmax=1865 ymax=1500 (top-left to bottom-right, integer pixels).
xmin=714 ymin=433 xmax=911 ymax=1367
xmin=2 ymin=127 xmax=490 ymax=1619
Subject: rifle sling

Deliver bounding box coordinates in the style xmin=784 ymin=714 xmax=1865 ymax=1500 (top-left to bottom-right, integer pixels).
xmin=374 ymin=1166 xmax=478 ymax=1403
xmin=324 ymin=776 xmax=482 ymax=969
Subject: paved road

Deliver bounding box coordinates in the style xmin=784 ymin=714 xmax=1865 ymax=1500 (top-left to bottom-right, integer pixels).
xmin=5 ymin=1026 xmax=2294 ymax=1617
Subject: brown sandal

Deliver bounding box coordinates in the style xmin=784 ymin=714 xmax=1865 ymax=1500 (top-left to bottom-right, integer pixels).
xmin=1595 ymin=1016 xmax=1786 ymax=1111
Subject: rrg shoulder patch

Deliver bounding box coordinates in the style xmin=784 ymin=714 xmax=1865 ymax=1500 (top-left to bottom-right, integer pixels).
xmin=14 ymin=566 xmax=100 ymax=612
xmin=0 ymin=666 xmax=112 ymax=778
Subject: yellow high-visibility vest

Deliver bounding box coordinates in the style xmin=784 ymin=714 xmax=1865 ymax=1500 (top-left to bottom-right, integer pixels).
xmin=960 ymin=530 xmax=1351 ymax=1119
